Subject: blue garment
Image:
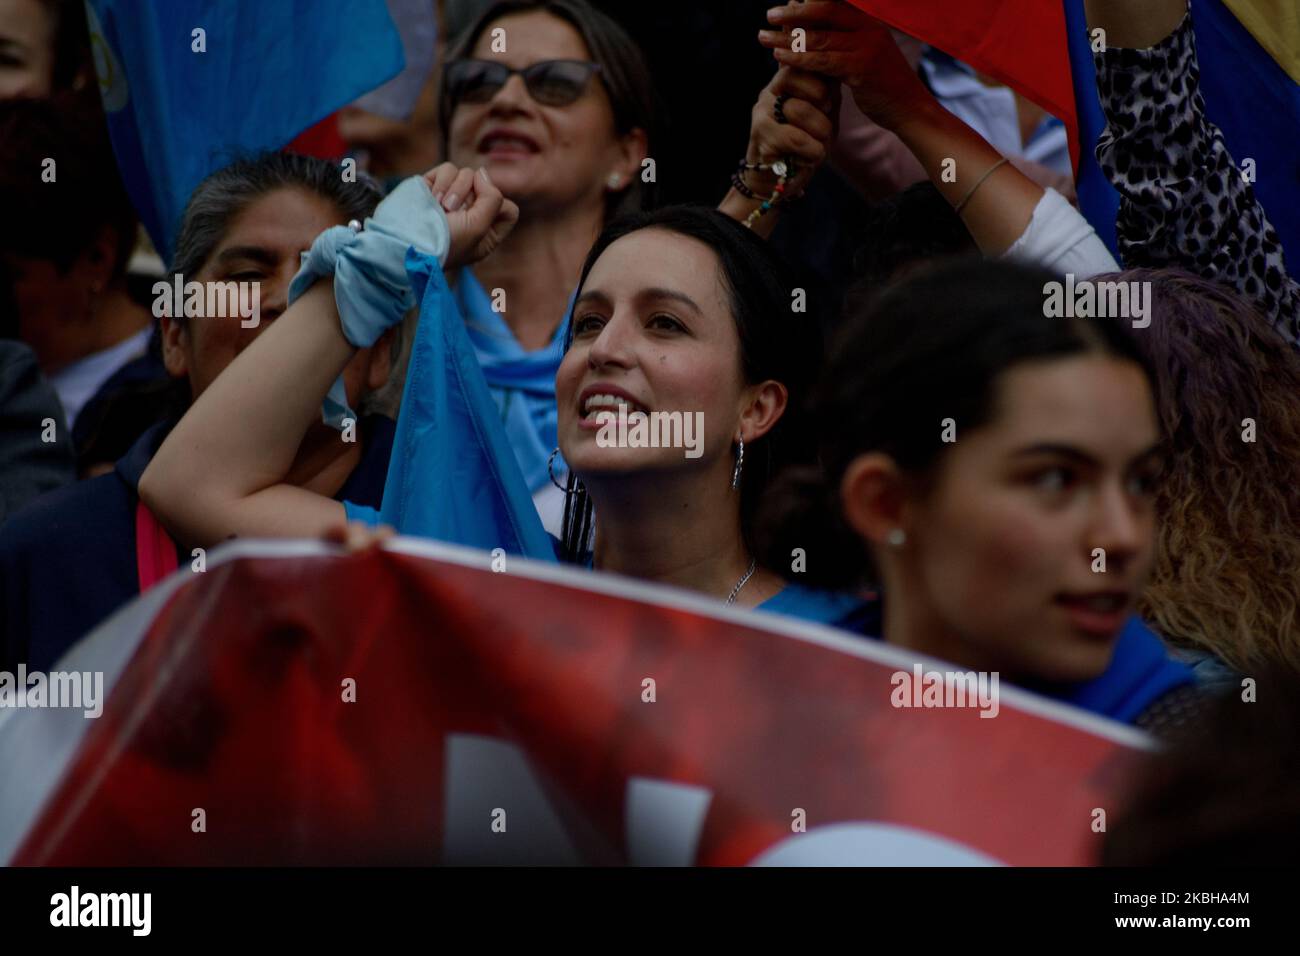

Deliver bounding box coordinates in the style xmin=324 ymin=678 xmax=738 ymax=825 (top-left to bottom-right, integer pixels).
xmin=1 ymin=415 xmax=396 ymax=672
xmin=1170 ymin=646 xmax=1240 ymax=695
xmin=1023 ymin=616 xmax=1197 ymax=724
xmin=374 ymin=254 xmax=555 ymax=559
xmin=817 ymin=589 xmax=1195 ymax=725
xmin=453 ymin=268 xmax=571 ymax=494
xmin=754 ymin=581 xmax=880 ymax=632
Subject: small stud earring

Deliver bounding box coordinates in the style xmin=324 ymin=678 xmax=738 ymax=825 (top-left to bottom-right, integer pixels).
xmin=607 ymin=173 xmax=622 ymax=189
xmin=886 ymin=528 xmax=906 ymax=548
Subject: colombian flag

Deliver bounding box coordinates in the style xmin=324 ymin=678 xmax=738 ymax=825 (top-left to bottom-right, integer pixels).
xmin=1192 ymin=1 xmax=1300 ymax=264
xmin=848 ymin=0 xmax=1300 ymax=264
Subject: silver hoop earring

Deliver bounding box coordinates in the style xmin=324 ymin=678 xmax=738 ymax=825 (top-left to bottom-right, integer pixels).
xmin=548 ymin=447 xmax=569 ymax=492
xmin=731 ymin=436 xmax=745 ymax=491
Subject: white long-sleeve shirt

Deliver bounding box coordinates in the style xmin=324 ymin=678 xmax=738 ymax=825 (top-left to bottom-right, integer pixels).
xmin=1004 ymin=187 xmax=1120 ymax=279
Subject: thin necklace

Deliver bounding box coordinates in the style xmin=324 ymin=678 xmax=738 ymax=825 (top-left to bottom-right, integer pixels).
xmin=726 ymin=557 xmax=759 ymax=606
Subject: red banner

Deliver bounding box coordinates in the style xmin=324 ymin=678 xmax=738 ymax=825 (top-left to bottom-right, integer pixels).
xmin=5 ymin=540 xmax=1148 ymax=865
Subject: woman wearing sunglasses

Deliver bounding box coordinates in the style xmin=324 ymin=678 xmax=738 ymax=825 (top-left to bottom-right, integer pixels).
xmin=427 ymin=0 xmax=836 ymax=536
xmin=428 ymin=1 xmax=656 ymax=537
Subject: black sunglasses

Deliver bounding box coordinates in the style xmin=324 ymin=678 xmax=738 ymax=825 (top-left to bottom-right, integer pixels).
xmin=445 ymin=58 xmax=603 ymax=107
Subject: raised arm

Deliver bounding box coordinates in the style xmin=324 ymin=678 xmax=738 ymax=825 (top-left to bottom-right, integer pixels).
xmin=718 ymin=65 xmax=839 ymax=238
xmin=1086 ymin=0 xmax=1300 ymax=339
xmin=759 ymin=0 xmax=1115 ymax=274
xmin=139 ymin=166 xmax=518 ymax=547
xmin=1084 ymin=0 xmax=1187 ymax=49
xmin=139 ymin=278 xmax=354 ymax=546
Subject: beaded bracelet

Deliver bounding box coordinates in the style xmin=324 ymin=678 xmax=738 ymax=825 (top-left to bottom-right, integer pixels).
xmin=737 ymin=158 xmax=792 ymax=229
xmin=733 ymin=158 xmax=808 ymax=204
xmin=730 ymin=169 xmax=760 ymax=200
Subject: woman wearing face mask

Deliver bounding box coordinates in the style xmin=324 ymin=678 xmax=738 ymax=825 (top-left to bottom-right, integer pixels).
xmin=758 ymin=260 xmax=1198 ymax=727
xmin=140 ymin=159 xmax=871 ymax=626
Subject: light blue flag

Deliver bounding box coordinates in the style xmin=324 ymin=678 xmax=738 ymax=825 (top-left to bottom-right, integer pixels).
xmin=84 ymin=0 xmax=405 ymax=262
xmin=378 ymin=251 xmax=557 ymax=562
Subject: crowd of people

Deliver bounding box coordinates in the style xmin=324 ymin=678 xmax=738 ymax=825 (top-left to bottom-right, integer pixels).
xmin=2 ymin=0 xmax=1298 ymax=859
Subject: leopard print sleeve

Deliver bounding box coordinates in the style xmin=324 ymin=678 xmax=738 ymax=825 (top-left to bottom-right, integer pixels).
xmin=1093 ymin=10 xmax=1300 ymax=344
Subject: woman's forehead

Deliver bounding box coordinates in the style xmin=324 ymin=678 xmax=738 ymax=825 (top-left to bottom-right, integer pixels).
xmin=206 ymin=189 xmax=341 ymax=266
xmin=586 ymin=230 xmax=726 ymax=305
xmin=0 ymin=0 xmax=54 ymax=46
xmin=984 ymin=357 xmax=1158 ymax=456
xmin=471 ymin=11 xmax=591 ymax=64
